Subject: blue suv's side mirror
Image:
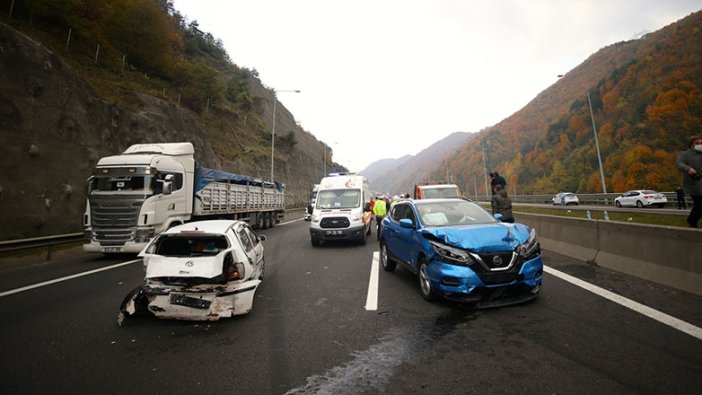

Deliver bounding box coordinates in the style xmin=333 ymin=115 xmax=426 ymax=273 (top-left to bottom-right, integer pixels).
xmin=399 ymin=218 xmax=414 ymax=229
xmin=494 ymin=213 xmax=504 ymax=222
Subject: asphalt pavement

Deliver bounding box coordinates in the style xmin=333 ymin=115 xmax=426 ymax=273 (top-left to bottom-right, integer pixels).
xmin=1 ymin=215 xmax=700 ymax=394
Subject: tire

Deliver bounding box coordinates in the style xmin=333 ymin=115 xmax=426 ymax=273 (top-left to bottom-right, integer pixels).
xmin=418 ymin=258 xmax=438 ymax=302
xmin=615 ymin=201 xmax=621 ymax=208
xmin=259 ymin=258 xmax=265 ymax=280
xmin=269 ymin=213 xmax=276 ymax=228
xmin=258 ymin=213 xmax=267 ymax=229
xmin=311 ymin=238 xmax=320 ymax=247
xmin=636 ymin=200 xmax=644 ymax=208
xmin=380 ymin=241 xmax=396 ymax=272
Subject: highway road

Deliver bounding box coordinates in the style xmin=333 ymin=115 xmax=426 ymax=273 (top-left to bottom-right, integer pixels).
xmin=1 ymin=213 xmax=701 ymax=394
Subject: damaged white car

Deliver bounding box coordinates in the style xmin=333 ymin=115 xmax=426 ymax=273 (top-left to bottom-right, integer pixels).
xmin=120 ymin=220 xmax=266 ymax=321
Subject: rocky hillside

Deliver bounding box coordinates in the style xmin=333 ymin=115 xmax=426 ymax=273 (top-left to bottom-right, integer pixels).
xmin=0 ymin=20 xmax=335 ymax=239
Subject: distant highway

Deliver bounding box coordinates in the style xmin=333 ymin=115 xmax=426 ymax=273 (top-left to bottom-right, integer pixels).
xmin=1 ymin=213 xmax=701 ymax=393
xmin=513 ymin=202 xmax=691 ymax=216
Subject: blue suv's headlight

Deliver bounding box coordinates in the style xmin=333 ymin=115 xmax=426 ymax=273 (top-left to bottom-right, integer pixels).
xmin=517 ymin=228 xmax=541 ymax=259
xmin=429 ymin=240 xmax=474 ymax=266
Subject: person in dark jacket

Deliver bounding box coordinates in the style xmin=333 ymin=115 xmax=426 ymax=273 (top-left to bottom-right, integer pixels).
xmin=489 ymin=172 xmax=507 ymax=194
xmin=490 ymin=185 xmax=514 ymax=223
xmin=675 ymin=186 xmax=686 ymax=210
xmin=676 ymin=136 xmax=702 ymax=227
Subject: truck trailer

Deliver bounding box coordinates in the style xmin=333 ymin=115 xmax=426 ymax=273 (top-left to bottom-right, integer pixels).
xmin=83 ymin=142 xmax=284 ymax=254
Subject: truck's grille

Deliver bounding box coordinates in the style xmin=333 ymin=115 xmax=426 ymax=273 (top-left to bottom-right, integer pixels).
xmin=320 ymin=217 xmax=350 ymax=229
xmin=89 ymin=196 xmax=144 ymax=245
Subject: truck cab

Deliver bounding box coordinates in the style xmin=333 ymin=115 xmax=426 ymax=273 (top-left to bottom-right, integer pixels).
xmin=309 ymin=173 xmax=371 ymax=246
xmin=83 ymin=143 xmax=195 ymax=254
xmin=414 ymin=183 xmax=462 ymax=199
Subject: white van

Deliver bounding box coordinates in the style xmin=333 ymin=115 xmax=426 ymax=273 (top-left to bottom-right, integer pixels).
xmin=309 ymin=173 xmax=372 ymax=246
xmin=304 ymin=184 xmax=320 ymax=221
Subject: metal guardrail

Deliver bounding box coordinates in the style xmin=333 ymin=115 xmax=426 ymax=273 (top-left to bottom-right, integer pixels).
xmin=0 ymin=207 xmax=307 ymax=261
xmin=0 ymin=233 xmax=83 ymax=260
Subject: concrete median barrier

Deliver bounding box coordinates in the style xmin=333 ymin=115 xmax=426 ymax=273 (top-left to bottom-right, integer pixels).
xmin=516 ymin=212 xmax=702 ymax=296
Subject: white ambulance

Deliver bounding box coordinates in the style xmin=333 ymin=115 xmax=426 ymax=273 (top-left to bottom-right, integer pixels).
xmin=309 ymin=173 xmax=372 ymax=246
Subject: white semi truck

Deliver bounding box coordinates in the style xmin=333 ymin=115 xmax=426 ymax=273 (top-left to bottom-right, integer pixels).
xmin=83 ymin=142 xmax=285 ymax=254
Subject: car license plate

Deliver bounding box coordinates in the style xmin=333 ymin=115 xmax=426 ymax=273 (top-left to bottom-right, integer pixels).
xmin=325 ymin=230 xmax=343 ymax=236
xmin=102 ymin=247 xmax=122 ymax=253
xmin=169 ymin=294 xmax=212 ymax=309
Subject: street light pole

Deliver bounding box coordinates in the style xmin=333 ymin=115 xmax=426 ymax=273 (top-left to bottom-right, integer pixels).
xmin=270 ymin=89 xmax=300 ymax=183
xmin=586 ymin=90 xmax=608 ymax=197
xmin=481 ymin=140 xmax=489 ymax=200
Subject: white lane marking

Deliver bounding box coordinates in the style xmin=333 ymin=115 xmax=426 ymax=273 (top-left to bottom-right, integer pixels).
xmin=544 ymin=265 xmax=702 ymax=341
xmin=365 ymin=251 xmax=380 ymax=311
xmin=0 ymin=260 xmax=141 ymax=298
xmin=276 ymin=218 xmax=304 ymax=226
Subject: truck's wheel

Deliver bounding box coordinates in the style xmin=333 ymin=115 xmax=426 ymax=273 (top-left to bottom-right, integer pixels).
xmin=268 ymin=212 xmax=275 ymax=228
xmin=258 ymin=214 xmax=267 ymax=229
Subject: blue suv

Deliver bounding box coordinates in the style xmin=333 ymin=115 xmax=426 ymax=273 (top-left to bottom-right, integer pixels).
xmin=380 ymin=199 xmax=542 ymax=307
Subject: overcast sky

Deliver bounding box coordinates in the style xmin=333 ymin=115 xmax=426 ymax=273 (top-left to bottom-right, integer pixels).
xmin=171 ymin=0 xmax=700 ymax=172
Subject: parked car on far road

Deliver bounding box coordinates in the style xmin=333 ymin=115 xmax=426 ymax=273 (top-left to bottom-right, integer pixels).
xmin=614 ymin=190 xmax=668 ymax=208
xmin=552 ymin=192 xmax=579 ymax=206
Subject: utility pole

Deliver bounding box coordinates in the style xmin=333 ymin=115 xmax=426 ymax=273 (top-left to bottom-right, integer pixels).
xmin=587 ymin=90 xmax=608 ymax=199
xmin=481 ymin=140 xmax=489 ymax=200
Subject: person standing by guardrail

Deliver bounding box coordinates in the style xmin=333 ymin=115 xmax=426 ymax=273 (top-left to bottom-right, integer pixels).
xmin=676 ymin=136 xmax=702 ymax=228
xmin=675 ymin=186 xmax=686 ymax=210
xmin=489 ymin=172 xmax=507 ymax=194
xmin=491 ymin=185 xmax=514 ymax=223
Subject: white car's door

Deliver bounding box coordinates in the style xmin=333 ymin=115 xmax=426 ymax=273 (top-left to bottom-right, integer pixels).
xmin=244 ymin=226 xmax=264 ymax=267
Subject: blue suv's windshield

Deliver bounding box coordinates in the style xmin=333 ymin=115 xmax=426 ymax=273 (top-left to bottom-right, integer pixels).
xmin=415 ymin=200 xmax=496 ymax=227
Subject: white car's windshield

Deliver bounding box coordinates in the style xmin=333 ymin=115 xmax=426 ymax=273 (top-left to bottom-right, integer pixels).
xmin=415 ymin=200 xmax=496 ymax=227
xmin=316 ymin=189 xmax=361 ymax=209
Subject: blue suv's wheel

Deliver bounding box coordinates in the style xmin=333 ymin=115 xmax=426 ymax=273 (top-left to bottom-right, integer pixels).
xmin=380 ymin=241 xmax=396 ymax=272
xmin=418 ymin=258 xmax=438 ymax=301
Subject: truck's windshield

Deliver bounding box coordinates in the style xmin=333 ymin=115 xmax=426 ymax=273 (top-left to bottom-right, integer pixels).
xmin=422 ymin=187 xmax=460 ymax=199
xmin=91 ymin=175 xmax=155 ymax=194
xmin=316 ymin=189 xmax=361 ymax=209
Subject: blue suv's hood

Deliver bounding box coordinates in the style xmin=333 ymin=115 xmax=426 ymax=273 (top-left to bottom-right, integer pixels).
xmin=421 ymin=223 xmax=531 ymax=253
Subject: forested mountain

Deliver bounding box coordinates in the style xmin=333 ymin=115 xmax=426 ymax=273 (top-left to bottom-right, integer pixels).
xmin=0 ymin=0 xmax=343 ymax=238
xmin=433 ymin=10 xmax=702 ymax=196
xmin=360 ymin=155 xmax=412 ymax=186
xmin=361 ymin=132 xmax=473 ymax=194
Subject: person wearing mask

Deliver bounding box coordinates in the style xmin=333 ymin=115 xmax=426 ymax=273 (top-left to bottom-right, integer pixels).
xmin=490 ymin=172 xmax=507 ymax=194
xmin=490 ymin=185 xmax=514 ymax=223
xmin=676 ymin=136 xmax=702 ymax=228
xmin=372 ymin=196 xmax=388 ymax=240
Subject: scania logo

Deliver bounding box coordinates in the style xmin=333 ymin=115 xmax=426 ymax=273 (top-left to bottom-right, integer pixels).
xmin=185 ymin=260 xmax=194 ymax=267
xmin=492 ymin=255 xmax=503 ymax=266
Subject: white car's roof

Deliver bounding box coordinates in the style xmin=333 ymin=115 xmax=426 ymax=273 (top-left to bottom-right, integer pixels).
xmin=163 ymin=220 xmax=245 ymax=235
